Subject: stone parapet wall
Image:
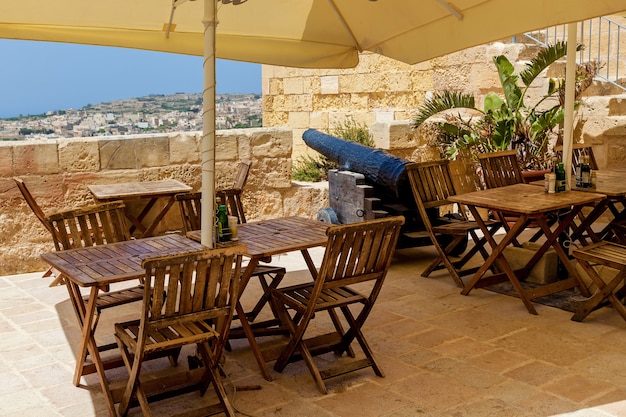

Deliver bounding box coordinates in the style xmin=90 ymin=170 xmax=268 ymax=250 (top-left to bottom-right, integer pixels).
xmin=1 ymin=128 xmax=328 ymax=275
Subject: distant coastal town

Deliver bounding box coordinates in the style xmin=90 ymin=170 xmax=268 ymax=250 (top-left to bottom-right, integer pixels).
xmin=0 ymin=93 xmax=262 ymax=140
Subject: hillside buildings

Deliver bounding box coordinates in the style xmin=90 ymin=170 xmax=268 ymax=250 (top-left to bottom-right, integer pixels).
xmin=0 ymin=93 xmax=262 ymax=140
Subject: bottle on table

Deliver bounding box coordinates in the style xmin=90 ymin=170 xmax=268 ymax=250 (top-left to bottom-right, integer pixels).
xmin=556 ymin=162 xmax=566 ymax=192
xmin=581 ymin=155 xmax=591 ymax=188
xmin=217 ymin=204 xmax=230 ymax=242
xmin=575 ymin=156 xmax=583 ymax=188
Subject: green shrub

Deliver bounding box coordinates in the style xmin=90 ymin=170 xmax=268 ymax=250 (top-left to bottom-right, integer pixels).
xmin=292 ymin=120 xmax=373 ymax=181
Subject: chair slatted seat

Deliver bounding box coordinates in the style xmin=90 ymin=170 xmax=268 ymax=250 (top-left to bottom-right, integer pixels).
xmin=406 ymin=159 xmax=502 ymax=288
xmin=270 ymin=216 xmax=404 ymax=394
xmin=114 ymin=246 xmax=244 ymax=416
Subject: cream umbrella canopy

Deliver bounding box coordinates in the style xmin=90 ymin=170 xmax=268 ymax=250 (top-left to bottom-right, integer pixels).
xmin=2 ymin=0 xmax=626 ymax=245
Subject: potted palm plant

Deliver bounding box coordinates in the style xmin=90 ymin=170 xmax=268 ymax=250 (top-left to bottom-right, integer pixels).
xmin=413 ymin=41 xmax=598 ymax=176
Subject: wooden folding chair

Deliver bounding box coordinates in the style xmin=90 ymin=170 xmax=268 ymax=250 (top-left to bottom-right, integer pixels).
xmin=45 ymin=201 xmax=146 ymax=343
xmin=216 ymin=161 xmax=250 ymax=223
xmin=114 ymin=246 xmax=244 ymax=417
xmin=406 ymin=160 xmax=502 ymax=287
xmin=270 ymin=216 xmax=404 ymax=394
xmin=175 ymin=190 xmax=286 ymax=324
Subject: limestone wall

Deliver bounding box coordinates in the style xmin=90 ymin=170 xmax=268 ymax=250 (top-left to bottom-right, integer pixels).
xmin=262 ymin=40 xmax=626 ymax=171
xmin=1 ymin=128 xmax=328 ymax=275
xmin=262 ymin=41 xmax=536 ymax=159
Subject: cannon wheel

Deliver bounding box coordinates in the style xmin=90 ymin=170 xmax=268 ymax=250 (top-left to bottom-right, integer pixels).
xmin=317 ymin=208 xmax=339 ymax=224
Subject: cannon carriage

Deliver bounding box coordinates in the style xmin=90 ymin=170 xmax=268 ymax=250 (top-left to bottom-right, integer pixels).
xmin=304 ymin=129 xmax=467 ymax=251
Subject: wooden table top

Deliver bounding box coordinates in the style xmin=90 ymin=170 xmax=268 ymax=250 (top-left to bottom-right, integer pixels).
xmin=530 ymin=169 xmax=626 ymax=197
xmin=573 ymin=169 xmax=626 ymax=197
xmin=88 ymin=179 xmax=192 ymax=200
xmin=188 ymin=216 xmax=330 ymax=258
xmin=41 ymin=234 xmax=204 ymax=287
xmin=449 ymin=183 xmax=606 ymax=214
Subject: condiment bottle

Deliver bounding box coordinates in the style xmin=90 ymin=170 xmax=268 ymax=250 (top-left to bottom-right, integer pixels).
xmin=581 ymin=155 xmax=591 ymax=188
xmin=591 ymin=170 xmax=597 ymax=189
xmin=575 ymin=156 xmax=583 ymax=188
xmin=548 ymin=172 xmax=556 ymax=194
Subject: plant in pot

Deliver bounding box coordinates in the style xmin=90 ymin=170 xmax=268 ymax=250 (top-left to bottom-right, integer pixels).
xmin=412 ymin=41 xmax=598 ymax=182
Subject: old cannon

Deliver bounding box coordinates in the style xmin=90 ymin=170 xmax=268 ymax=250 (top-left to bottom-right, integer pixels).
xmin=303 ymin=128 xmax=467 ymax=251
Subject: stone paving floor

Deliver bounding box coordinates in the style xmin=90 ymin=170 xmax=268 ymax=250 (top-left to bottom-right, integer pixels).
xmin=2 ymin=244 xmax=626 ymax=417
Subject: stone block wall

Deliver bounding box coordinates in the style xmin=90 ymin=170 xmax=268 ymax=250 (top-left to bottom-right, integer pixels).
xmin=262 ymin=42 xmax=530 ymax=159
xmin=263 ymin=39 xmax=626 ymax=175
xmin=1 ymin=128 xmax=328 ymax=275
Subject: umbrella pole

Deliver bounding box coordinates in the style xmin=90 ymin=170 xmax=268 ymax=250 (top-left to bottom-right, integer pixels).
xmin=563 ymin=22 xmax=577 ymax=190
xmin=201 ymin=0 xmax=217 ymax=247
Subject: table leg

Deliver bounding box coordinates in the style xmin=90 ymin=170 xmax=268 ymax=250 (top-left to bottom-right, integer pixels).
xmin=234 ymin=258 xmax=274 ymax=381
xmin=71 ymin=286 xmax=117 ymax=417
xmin=142 ymin=195 xmax=177 ymax=237
xmin=597 ymin=197 xmax=626 ymax=241
xmin=569 ymin=198 xmax=609 ymax=245
xmin=523 ymin=208 xmax=591 ymax=300
xmin=301 ymin=249 xmax=318 ymax=279
xmin=462 ymin=208 xmax=538 ymax=313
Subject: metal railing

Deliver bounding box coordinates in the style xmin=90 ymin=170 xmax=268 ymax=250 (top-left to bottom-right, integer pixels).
xmin=525 ymin=16 xmax=626 ymax=91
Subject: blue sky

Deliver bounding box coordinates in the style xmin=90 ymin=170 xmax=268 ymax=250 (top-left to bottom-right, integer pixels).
xmin=0 ymin=40 xmax=261 ymax=118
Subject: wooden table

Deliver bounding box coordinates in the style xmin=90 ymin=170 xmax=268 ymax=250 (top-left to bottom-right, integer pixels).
xmin=449 ymin=183 xmax=605 ymax=315
xmin=41 ymin=234 xmax=204 ymax=417
xmin=88 ymin=179 xmax=192 ymax=238
xmin=188 ymin=216 xmax=330 ymax=381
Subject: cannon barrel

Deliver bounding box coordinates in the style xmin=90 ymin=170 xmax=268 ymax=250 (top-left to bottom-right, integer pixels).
xmin=302 ymin=128 xmax=411 ymax=201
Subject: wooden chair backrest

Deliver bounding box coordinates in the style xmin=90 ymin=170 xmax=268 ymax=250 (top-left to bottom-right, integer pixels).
xmin=176 ymin=188 xmax=247 ymax=234
xmin=232 ymin=162 xmax=251 ymax=190
xmin=313 ymin=216 xmax=403 ymax=302
xmin=140 ymin=245 xmax=244 ymax=352
xmin=478 ymin=150 xmax=524 ymax=188
xmin=216 ymin=161 xmax=250 ymax=223
xmin=406 ymin=159 xmax=465 ymax=233
xmin=216 ymin=189 xmax=246 ymax=224
xmin=13 ymin=177 xmax=52 ymax=233
xmin=405 ymin=160 xmax=458 ymax=211
xmin=175 ymin=192 xmax=202 ymax=234
xmin=45 ymin=201 xmax=130 ymax=251
xmin=177 ymin=163 xmax=251 ymax=233
xmin=554 ymin=144 xmax=598 ymax=173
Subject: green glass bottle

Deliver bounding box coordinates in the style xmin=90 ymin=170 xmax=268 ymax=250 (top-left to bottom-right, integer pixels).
xmin=556 ymin=162 xmax=566 ymax=192
xmin=217 ymin=204 xmax=230 ymax=242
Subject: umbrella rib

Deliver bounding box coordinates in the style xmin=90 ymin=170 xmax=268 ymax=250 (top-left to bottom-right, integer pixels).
xmin=327 ymin=0 xmax=363 ymax=52
xmin=434 ymin=0 xmax=464 ymax=20
xmin=166 ymin=0 xmax=193 ymax=38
